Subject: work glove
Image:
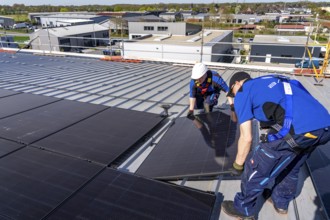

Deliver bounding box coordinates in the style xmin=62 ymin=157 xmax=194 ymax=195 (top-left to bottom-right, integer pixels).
xmin=230 ymin=162 xmax=244 ymax=176
xmin=230 ymin=104 xmax=235 ymax=112
xmin=187 ymin=110 xmax=195 ymax=121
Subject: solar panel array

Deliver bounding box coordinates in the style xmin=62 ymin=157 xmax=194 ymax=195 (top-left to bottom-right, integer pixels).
xmin=0 ymin=88 xmax=216 ymax=219
xmin=136 ymin=111 xmax=239 ymax=179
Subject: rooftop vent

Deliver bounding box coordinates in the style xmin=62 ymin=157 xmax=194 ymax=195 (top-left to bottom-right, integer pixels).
xmin=203 ymin=31 xmax=212 ymax=36
xmin=187 ymin=36 xmax=201 ymax=42
xmin=154 ymin=34 xmax=172 ymax=41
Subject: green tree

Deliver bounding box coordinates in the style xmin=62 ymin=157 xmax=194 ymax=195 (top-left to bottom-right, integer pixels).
xmin=114 ymin=6 xmax=123 ymax=12
xmin=60 ymin=7 xmax=69 ymax=12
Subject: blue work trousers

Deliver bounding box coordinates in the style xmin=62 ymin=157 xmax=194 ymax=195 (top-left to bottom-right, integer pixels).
xmin=234 ymin=126 xmax=330 ymax=216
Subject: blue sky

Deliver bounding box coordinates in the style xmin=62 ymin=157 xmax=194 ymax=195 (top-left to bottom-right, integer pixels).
xmin=0 ymin=0 xmax=325 ymax=6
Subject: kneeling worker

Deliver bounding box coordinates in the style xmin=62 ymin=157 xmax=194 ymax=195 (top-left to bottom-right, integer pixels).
xmin=187 ymin=63 xmax=229 ymax=120
xmin=222 ymin=71 xmax=330 ymax=219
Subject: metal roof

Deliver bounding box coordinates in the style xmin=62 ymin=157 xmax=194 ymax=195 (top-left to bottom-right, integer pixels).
xmin=35 ymin=24 xmax=109 ymax=37
xmin=0 ymin=51 xmax=329 ymax=220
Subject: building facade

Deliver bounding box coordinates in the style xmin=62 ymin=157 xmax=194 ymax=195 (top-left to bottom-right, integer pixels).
xmin=30 ymin=24 xmax=109 ymax=52
xmin=0 ymin=16 xmax=15 ymax=28
xmin=250 ymin=35 xmax=322 ymax=64
xmin=123 ymin=28 xmax=233 ymax=63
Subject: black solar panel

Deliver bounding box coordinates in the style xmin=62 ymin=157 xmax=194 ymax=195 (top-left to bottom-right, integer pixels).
xmin=0 ymin=93 xmax=59 ymax=119
xmin=33 ymin=108 xmax=163 ymax=165
xmin=47 ymin=168 xmax=215 ymax=220
xmin=0 ymin=147 xmax=102 ymax=220
xmin=0 ymin=89 xmax=20 ymax=98
xmin=136 ymin=111 xmax=239 ymax=179
xmin=307 ymin=144 xmax=330 ymax=219
xmin=0 ymin=138 xmax=25 ymax=157
xmin=0 ymin=100 xmax=107 ymax=144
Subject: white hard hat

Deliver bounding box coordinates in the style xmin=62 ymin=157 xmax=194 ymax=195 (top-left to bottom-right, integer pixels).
xmin=191 ymin=63 xmax=208 ymax=79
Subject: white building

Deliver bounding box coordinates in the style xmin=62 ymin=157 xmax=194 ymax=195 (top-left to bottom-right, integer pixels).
xmin=39 ymin=14 xmax=108 ymax=28
xmin=123 ymin=26 xmax=233 ymax=63
xmin=30 ymin=23 xmax=109 ymax=52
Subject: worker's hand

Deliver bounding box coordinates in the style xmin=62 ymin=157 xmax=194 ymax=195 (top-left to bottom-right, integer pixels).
xmin=230 ymin=162 xmax=244 ymax=176
xmin=187 ymin=110 xmax=195 ymax=120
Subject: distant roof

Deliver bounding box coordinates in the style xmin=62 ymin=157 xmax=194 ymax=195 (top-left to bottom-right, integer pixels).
xmin=159 ymin=12 xmax=181 ymax=15
xmin=41 ymin=24 xmax=108 ymax=37
xmin=56 ymin=19 xmax=92 ymax=24
xmin=42 ymin=14 xmax=104 ymax=19
xmin=253 ymin=35 xmax=310 ymax=44
xmin=97 ymin=11 xmax=146 ymax=17
xmin=275 ymin=25 xmax=305 ymax=29
xmin=124 ymin=15 xmax=165 ymax=22
xmin=240 ymin=24 xmax=257 ymax=29
xmin=0 ymin=16 xmax=14 ymax=19
xmin=133 ymin=30 xmax=232 ymax=47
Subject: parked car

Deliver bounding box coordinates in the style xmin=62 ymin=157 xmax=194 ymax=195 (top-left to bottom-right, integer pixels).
xmin=295 ymin=59 xmax=320 ymax=69
xmin=13 ymin=23 xmax=28 ymax=29
xmin=237 ymin=38 xmax=242 ymax=43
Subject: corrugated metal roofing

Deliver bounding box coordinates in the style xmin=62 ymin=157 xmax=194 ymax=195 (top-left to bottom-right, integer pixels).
xmin=0 ymin=51 xmax=329 ymax=220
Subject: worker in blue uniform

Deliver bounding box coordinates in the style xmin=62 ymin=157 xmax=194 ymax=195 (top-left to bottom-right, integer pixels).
xmin=187 ymin=63 xmax=229 ymax=120
xmin=221 ymin=71 xmax=330 ymax=219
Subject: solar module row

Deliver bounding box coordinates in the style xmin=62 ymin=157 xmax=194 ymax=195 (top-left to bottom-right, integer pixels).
xmin=0 ymin=88 xmax=216 ymax=219
xmin=136 ymin=111 xmax=239 ymax=179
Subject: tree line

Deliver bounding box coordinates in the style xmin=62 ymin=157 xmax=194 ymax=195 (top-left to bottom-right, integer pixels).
xmin=0 ymin=2 xmax=329 ymax=20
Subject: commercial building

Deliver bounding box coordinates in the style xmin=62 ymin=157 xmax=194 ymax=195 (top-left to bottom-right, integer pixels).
xmin=250 ymin=35 xmax=322 ymax=64
xmin=39 ymin=14 xmax=108 ymax=28
xmin=29 ymin=23 xmax=109 ymax=52
xmin=124 ymin=22 xmax=233 ymax=63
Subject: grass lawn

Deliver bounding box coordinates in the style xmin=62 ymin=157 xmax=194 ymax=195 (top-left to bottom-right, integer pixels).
xmin=14 ymin=35 xmax=30 ymax=42
xmin=0 ymin=14 xmax=28 ymax=22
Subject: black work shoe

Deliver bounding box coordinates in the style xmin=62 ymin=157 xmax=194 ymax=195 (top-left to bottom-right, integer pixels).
xmin=267 ymin=198 xmax=288 ymax=214
xmin=221 ymin=200 xmax=255 ymax=220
